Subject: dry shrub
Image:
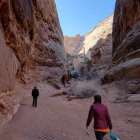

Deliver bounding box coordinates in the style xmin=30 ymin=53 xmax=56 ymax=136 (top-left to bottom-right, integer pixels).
xmin=71 ymin=80 xmax=97 ymax=99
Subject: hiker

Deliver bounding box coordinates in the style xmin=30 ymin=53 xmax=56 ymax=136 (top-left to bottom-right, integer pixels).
xmin=61 ymin=74 xmax=70 ymax=87
xmin=32 ymin=86 xmax=39 ymax=107
xmin=86 ymin=95 xmax=112 ymax=140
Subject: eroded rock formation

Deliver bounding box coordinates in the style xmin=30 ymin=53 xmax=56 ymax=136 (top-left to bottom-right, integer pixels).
xmin=91 ymin=34 xmax=112 ymax=77
xmin=80 ymin=15 xmax=113 ymax=58
xmin=0 ymin=0 xmax=66 ymax=124
xmin=64 ymin=34 xmax=84 ymax=56
xmin=64 ymin=15 xmax=113 ymax=78
xmin=64 ymin=15 xmax=113 ymax=58
xmin=104 ymin=0 xmax=140 ymax=83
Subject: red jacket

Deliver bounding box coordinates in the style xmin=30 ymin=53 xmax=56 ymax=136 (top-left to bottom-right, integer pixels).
xmin=86 ymin=103 xmax=112 ymax=129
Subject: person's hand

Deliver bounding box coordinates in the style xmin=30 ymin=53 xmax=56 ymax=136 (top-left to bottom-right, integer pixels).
xmin=86 ymin=127 xmax=90 ymax=135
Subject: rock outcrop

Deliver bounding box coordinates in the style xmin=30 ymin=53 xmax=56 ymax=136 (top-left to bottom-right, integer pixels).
xmin=64 ymin=15 xmax=113 ymax=78
xmin=64 ymin=15 xmax=113 ymax=58
xmin=80 ymin=15 xmax=113 ymax=58
xmin=91 ymin=34 xmax=112 ymax=77
xmin=64 ymin=34 xmax=84 ymax=56
xmin=0 ymin=0 xmax=66 ymax=124
xmin=104 ymin=0 xmax=140 ymax=82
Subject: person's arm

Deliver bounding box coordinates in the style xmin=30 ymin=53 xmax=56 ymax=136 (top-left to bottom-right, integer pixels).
xmin=86 ymin=105 xmax=94 ymax=128
xmin=106 ymin=108 xmax=112 ymax=130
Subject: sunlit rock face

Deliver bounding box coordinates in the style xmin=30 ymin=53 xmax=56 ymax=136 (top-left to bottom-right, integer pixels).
xmin=91 ymin=34 xmax=112 ymax=77
xmin=64 ymin=16 xmax=113 ymax=77
xmin=0 ymin=0 xmax=66 ymax=123
xmin=64 ymin=34 xmax=84 ymax=56
xmin=104 ymin=0 xmax=140 ymax=83
xmin=64 ymin=15 xmax=113 ymax=57
xmin=80 ymin=15 xmax=113 ymax=58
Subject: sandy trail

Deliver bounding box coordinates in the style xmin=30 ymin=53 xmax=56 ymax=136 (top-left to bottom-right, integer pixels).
xmin=0 ymin=84 xmax=95 ymax=140
xmin=0 ymin=80 xmax=140 ymax=140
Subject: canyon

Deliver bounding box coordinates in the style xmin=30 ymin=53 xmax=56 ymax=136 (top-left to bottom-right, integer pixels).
xmin=0 ymin=0 xmax=66 ymax=125
xmin=0 ymin=0 xmax=140 ymax=140
xmin=64 ymin=15 xmax=113 ymax=78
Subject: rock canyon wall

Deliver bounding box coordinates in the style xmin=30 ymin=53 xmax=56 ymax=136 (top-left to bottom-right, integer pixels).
xmin=104 ymin=0 xmax=140 ymax=83
xmin=64 ymin=15 xmax=113 ymax=77
xmin=0 ymin=0 xmax=66 ymax=124
xmin=64 ymin=34 xmax=84 ymax=56
xmin=64 ymin=15 xmax=113 ymax=58
xmin=80 ymin=15 xmax=113 ymax=58
xmin=90 ymin=34 xmax=112 ymax=77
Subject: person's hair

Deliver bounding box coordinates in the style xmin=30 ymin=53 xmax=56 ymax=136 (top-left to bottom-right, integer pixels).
xmin=94 ymin=95 xmax=102 ymax=103
xmin=34 ymin=86 xmax=36 ymax=89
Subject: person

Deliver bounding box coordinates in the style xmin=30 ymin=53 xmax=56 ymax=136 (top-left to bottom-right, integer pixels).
xmin=32 ymin=86 xmax=39 ymax=107
xmin=61 ymin=74 xmax=70 ymax=87
xmin=86 ymin=95 xmax=112 ymax=140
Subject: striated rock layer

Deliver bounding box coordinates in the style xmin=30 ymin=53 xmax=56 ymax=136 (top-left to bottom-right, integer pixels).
xmin=91 ymin=34 xmax=112 ymax=77
xmin=64 ymin=15 xmax=113 ymax=58
xmin=0 ymin=0 xmax=66 ymax=124
xmin=104 ymin=0 xmax=140 ymax=83
xmin=64 ymin=34 xmax=84 ymax=56
xmin=80 ymin=15 xmax=113 ymax=58
xmin=64 ymin=15 xmax=113 ymax=78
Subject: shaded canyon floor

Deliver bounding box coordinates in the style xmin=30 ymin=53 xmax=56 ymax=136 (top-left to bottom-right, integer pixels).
xmin=0 ymin=80 xmax=140 ymax=140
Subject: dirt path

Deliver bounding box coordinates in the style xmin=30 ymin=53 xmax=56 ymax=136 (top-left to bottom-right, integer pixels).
xmin=0 ymin=80 xmax=140 ymax=140
xmin=0 ymin=85 xmax=96 ymax=140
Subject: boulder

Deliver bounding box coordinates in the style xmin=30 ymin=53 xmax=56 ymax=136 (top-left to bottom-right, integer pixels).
xmin=127 ymin=94 xmax=140 ymax=102
xmin=128 ymin=84 xmax=138 ymax=94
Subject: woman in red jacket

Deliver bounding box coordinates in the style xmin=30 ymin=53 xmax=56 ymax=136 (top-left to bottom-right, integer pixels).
xmin=86 ymin=95 xmax=112 ymax=140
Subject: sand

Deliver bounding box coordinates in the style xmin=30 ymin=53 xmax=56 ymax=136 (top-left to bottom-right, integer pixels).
xmin=0 ymin=80 xmax=139 ymax=140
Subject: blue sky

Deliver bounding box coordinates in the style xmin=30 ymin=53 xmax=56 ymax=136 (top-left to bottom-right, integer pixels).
xmin=55 ymin=0 xmax=116 ymax=37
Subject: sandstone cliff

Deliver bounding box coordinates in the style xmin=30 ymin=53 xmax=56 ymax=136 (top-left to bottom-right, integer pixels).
xmin=64 ymin=34 xmax=84 ymax=56
xmin=0 ymin=0 xmax=66 ymax=124
xmin=80 ymin=15 xmax=113 ymax=58
xmin=64 ymin=15 xmax=113 ymax=58
xmin=64 ymin=15 xmax=113 ymax=78
xmin=104 ymin=0 xmax=140 ymax=82
xmin=91 ymin=34 xmax=112 ymax=77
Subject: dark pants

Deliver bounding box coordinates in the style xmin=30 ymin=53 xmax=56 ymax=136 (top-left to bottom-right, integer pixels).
xmin=32 ymin=97 xmax=38 ymax=107
xmin=94 ymin=131 xmax=106 ymax=140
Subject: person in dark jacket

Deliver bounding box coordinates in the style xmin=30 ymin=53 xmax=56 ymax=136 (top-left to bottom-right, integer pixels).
xmin=86 ymin=95 xmax=112 ymax=140
xmin=61 ymin=74 xmax=70 ymax=87
xmin=32 ymin=86 xmax=39 ymax=107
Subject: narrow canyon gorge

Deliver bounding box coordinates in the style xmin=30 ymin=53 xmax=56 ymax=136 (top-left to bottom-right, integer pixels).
xmin=0 ymin=0 xmax=140 ymax=140
xmin=0 ymin=0 xmax=66 ymax=124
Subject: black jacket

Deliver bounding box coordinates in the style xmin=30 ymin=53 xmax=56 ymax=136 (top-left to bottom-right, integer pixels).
xmin=32 ymin=88 xmax=39 ymax=98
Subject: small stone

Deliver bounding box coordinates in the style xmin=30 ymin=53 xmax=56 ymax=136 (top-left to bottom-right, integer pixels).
xmin=68 ymin=95 xmax=78 ymax=101
xmin=127 ymin=94 xmax=140 ymax=102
